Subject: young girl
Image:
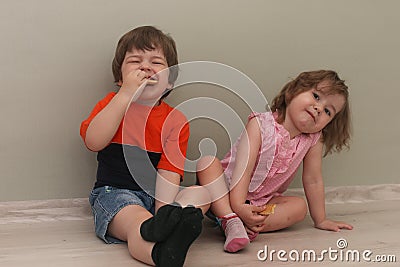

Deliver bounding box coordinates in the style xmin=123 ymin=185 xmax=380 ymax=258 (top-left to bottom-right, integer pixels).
xmin=197 ymin=70 xmax=353 ymax=253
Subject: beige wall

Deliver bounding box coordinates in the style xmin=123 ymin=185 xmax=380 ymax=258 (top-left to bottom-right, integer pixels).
xmin=0 ymin=0 xmax=399 ymax=201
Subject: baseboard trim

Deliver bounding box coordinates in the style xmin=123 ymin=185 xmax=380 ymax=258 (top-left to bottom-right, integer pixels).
xmin=286 ymin=183 xmax=400 ymax=204
xmin=1 ymin=184 xmax=399 ymax=224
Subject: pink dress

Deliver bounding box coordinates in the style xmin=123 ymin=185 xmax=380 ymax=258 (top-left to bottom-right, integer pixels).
xmin=221 ymin=112 xmax=321 ymax=206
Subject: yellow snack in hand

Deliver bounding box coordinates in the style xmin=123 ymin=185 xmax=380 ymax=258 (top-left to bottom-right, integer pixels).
xmin=258 ymin=204 xmax=276 ymax=215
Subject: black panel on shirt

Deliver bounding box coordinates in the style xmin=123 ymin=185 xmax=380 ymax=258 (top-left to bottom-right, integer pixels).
xmin=95 ymin=143 xmax=161 ymax=193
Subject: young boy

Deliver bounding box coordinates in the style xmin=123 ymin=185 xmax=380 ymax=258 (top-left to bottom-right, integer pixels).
xmin=80 ymin=26 xmax=208 ymax=267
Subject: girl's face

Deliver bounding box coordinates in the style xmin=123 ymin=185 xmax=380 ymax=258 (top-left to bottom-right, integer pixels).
xmin=120 ymin=48 xmax=172 ymax=105
xmin=283 ymin=80 xmax=345 ymax=137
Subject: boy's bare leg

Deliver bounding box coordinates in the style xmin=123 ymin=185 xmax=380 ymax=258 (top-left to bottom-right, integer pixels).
xmin=175 ymin=185 xmax=210 ymax=213
xmin=107 ymin=190 xmax=208 ymax=266
xmin=108 ymin=205 xmax=155 ymax=265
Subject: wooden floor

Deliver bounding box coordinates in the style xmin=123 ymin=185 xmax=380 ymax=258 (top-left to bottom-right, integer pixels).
xmin=1 ymin=184 xmax=399 ymax=267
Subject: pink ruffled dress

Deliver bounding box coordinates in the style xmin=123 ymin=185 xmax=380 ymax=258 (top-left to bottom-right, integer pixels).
xmin=221 ymin=112 xmax=321 ymax=206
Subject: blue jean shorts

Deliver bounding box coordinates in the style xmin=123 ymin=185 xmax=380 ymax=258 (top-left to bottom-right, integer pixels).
xmin=89 ymin=186 xmax=155 ymax=244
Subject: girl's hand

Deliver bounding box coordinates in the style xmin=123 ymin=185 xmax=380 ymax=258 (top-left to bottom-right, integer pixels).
xmin=245 ymin=225 xmax=263 ymax=236
xmin=315 ymin=219 xmax=353 ymax=232
xmin=235 ymin=203 xmax=267 ymax=231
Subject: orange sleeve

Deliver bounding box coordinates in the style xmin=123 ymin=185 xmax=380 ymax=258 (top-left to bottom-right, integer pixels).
xmin=80 ymin=92 xmax=116 ymax=143
xmin=157 ymin=110 xmax=190 ymax=178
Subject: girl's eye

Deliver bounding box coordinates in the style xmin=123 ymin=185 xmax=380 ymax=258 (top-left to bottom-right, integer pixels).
xmin=324 ymin=108 xmax=331 ymax=116
xmin=313 ymin=92 xmax=320 ymax=100
xmin=127 ymin=60 xmax=140 ymax=64
xmin=153 ymin=61 xmax=165 ymax=65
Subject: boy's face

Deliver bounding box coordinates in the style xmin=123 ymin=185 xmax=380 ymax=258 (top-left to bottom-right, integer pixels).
xmin=120 ymin=48 xmax=172 ymax=104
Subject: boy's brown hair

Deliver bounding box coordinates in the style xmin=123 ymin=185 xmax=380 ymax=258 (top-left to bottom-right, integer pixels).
xmin=270 ymin=70 xmax=351 ymax=156
xmin=112 ymin=26 xmax=178 ymax=97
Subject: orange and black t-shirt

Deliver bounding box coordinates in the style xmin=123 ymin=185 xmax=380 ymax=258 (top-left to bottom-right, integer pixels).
xmin=80 ymin=92 xmax=189 ymax=192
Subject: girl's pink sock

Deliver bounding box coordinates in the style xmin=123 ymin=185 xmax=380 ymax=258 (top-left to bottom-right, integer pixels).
xmin=247 ymin=230 xmax=259 ymax=242
xmin=220 ymin=213 xmax=249 ymax=252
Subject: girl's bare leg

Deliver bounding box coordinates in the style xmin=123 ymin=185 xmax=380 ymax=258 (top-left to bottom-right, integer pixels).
xmin=197 ymin=156 xmax=249 ymax=252
xmin=261 ymin=196 xmax=308 ymax=232
xmin=196 ymin=156 xmax=233 ymax=216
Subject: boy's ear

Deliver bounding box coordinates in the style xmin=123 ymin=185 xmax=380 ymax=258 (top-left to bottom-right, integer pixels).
xmin=166 ymin=82 xmax=173 ymax=90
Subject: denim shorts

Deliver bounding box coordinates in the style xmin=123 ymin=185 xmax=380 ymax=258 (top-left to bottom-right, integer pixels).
xmin=89 ymin=185 xmax=155 ymax=244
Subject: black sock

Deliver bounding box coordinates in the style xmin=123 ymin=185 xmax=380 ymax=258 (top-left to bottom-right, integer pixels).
xmin=140 ymin=203 xmax=183 ymax=242
xmin=151 ymin=206 xmax=204 ymax=267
